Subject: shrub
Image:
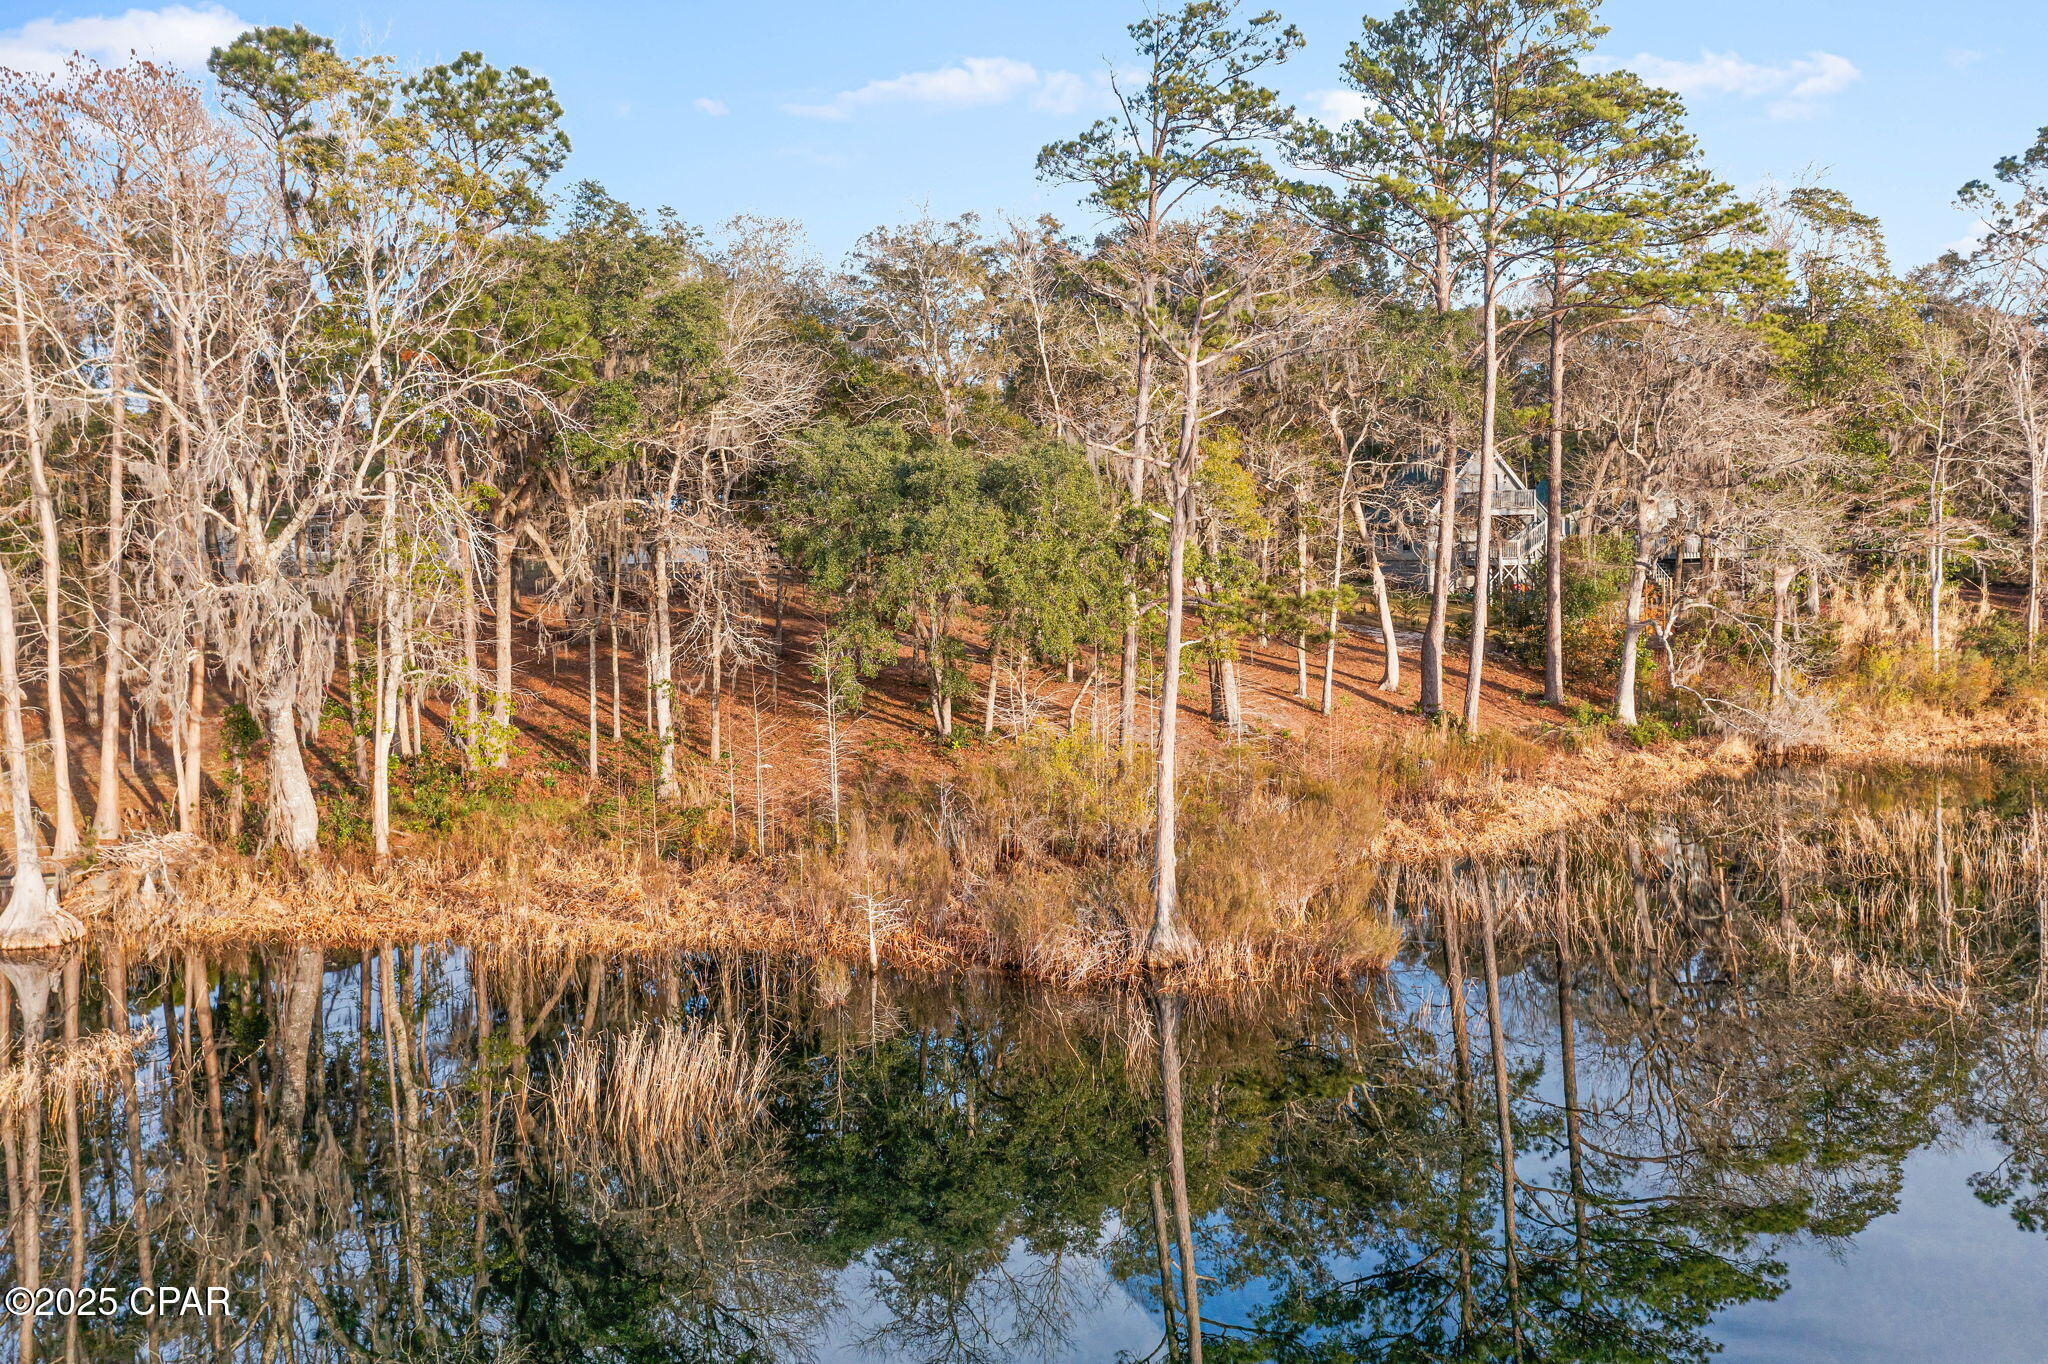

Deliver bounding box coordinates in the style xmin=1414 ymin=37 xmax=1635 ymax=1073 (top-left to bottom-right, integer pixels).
xmin=1494 ymin=538 xmax=1633 ymax=675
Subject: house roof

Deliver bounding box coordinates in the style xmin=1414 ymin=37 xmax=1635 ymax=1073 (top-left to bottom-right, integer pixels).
xmin=1389 ymin=447 xmax=1535 ymax=494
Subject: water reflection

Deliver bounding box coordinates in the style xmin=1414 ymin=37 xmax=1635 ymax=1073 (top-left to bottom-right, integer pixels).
xmin=0 ymin=757 xmax=2046 ymax=1362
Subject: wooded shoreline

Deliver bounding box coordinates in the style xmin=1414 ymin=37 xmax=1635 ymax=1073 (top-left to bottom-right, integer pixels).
xmin=5 ymin=6 xmax=2048 ymax=970
xmin=53 ymin=699 xmax=2041 ymax=995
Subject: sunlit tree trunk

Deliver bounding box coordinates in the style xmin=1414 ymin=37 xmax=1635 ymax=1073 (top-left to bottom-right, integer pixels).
xmin=1420 ymin=225 xmax=1457 ymax=719
xmin=586 ymin=629 xmax=599 ymax=777
xmin=261 ymin=694 xmax=318 ymax=860
xmin=1463 ymin=192 xmax=1503 ymax=731
xmin=95 ymin=306 xmax=129 ymax=841
xmin=373 ymin=469 xmax=399 ymax=862
xmin=652 ymin=541 xmax=679 ymax=799
xmin=1544 ymin=302 xmax=1569 ymax=705
xmin=1616 ymin=498 xmax=1653 ymax=726
xmin=1147 ymin=356 xmax=1200 ymax=960
xmin=1321 ymin=464 xmax=1352 ymax=716
xmin=493 ymin=524 xmax=516 ymax=766
xmin=0 ymin=563 xmax=77 ymax=949
xmin=1770 ymin=562 xmax=1797 ymax=701
xmin=7 ymin=214 xmax=79 ymax=856
xmin=1295 ymin=519 xmax=1312 ymax=699
xmin=1928 ymin=447 xmax=1948 ymax=663
xmin=443 ymin=433 xmax=482 ymax=761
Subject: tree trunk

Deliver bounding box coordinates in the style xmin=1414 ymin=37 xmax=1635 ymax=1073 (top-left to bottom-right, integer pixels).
xmin=1119 ymin=595 xmax=1140 ymax=759
xmin=1463 ymin=227 xmax=1502 ymax=732
xmin=263 ymin=696 xmax=319 ymax=860
xmin=1295 ymin=520 xmax=1311 ymax=699
xmin=983 ymin=648 xmax=1001 ymax=737
xmin=1351 ymin=503 xmax=1401 ymax=693
xmin=652 ymin=541 xmax=679 ymax=799
xmin=1420 ymin=221 xmax=1457 ymax=719
xmin=0 ymin=564 xmax=79 ymax=949
xmin=492 ymin=525 xmax=515 ymax=766
xmin=1616 ymin=498 xmax=1652 ymax=727
xmin=1543 ymin=306 xmax=1568 ymax=706
xmin=586 ymin=630 xmax=599 ymax=778
xmin=374 ymin=468 xmax=398 ymax=861
xmin=180 ymin=646 xmax=204 ymax=835
xmin=1929 ymin=453 xmax=1947 ymax=663
xmin=443 ymin=434 xmax=481 ymax=763
xmin=1146 ymin=363 xmax=1200 ymax=962
xmin=1421 ymin=435 xmax=1457 ymax=719
xmin=1769 ymin=563 xmax=1797 ymax=701
xmin=609 ymin=570 xmax=624 ymax=740
xmin=1321 ymin=472 xmax=1350 ymax=717
xmin=95 ymin=308 xmax=128 ymax=841
xmin=1120 ymin=307 xmax=1156 ymax=764
xmin=708 ymin=633 xmax=725 ymax=763
xmin=9 ymin=220 xmax=79 ymax=857
xmin=2030 ymin=441 xmax=2044 ymax=660
xmin=343 ymin=600 xmax=370 ymax=785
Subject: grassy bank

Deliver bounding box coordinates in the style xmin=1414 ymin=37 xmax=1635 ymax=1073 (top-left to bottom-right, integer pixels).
xmin=65 ymin=695 xmax=2048 ymax=994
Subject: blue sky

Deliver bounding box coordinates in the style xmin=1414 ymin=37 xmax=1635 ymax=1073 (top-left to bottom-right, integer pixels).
xmin=2 ymin=0 xmax=2041 ymax=268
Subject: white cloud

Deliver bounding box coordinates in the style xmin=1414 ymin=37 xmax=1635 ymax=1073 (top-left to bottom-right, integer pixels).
xmin=1606 ymin=48 xmax=1861 ymax=120
xmin=1939 ymin=219 xmax=1990 ymax=259
xmin=1945 ymin=48 xmax=1984 ymax=71
xmin=0 ymin=4 xmax=245 ymax=76
xmin=1305 ymin=89 xmax=1372 ymax=126
xmin=784 ymin=55 xmax=1100 ymax=120
xmin=1029 ymin=69 xmax=1091 ymax=116
xmin=694 ymin=96 xmax=728 ymax=116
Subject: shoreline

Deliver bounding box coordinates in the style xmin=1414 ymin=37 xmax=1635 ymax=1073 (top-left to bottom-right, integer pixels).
xmin=67 ymin=701 xmax=2048 ymax=993
xmin=1376 ymin=702 xmax=2048 ymax=864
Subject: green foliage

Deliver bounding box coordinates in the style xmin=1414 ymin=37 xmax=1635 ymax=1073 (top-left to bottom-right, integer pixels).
xmin=207 ymin=25 xmax=340 ymax=144
xmin=776 ymin=422 xmax=1120 ymax=729
xmin=1037 ymin=2 xmax=1302 ymax=218
xmin=506 ymin=181 xmax=726 ymax=471
xmin=1495 ymin=538 xmax=1631 ymax=676
xmin=403 ymin=50 xmax=568 ymax=230
xmin=391 ymin=751 xmax=522 ymax=835
xmin=221 ymin=702 xmax=265 ymax=762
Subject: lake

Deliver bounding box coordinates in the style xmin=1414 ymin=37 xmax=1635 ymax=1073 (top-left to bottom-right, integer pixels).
xmin=2 ymin=756 xmax=2046 ymax=1362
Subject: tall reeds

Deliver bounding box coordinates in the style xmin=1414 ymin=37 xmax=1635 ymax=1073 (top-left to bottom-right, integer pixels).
xmin=545 ymin=1020 xmax=774 ymax=1190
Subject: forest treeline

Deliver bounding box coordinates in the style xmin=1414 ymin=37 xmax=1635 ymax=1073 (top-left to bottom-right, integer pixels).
xmin=1 ymin=0 xmax=2046 ymax=954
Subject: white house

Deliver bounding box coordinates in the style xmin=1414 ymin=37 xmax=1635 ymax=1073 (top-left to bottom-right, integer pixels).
xmin=1370 ymin=448 xmax=1556 ymax=588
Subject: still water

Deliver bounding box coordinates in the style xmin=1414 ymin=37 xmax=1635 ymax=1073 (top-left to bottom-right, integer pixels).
xmin=3 ymin=758 xmax=2048 ymax=1362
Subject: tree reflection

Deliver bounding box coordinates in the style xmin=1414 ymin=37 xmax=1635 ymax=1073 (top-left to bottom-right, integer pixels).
xmin=2 ymin=762 xmax=2048 ymax=1361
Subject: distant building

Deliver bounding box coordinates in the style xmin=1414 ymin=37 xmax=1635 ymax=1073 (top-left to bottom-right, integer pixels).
xmin=1370 ymin=448 xmax=1556 ymax=588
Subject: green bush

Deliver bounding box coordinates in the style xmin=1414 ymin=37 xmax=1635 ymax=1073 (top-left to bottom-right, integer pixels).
xmin=1494 ymin=538 xmax=1633 ymax=678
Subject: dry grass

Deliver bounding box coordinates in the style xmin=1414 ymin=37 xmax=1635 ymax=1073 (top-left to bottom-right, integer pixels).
xmin=0 ymin=1027 xmax=155 ymax=1118
xmin=62 ymin=693 xmax=2048 ymax=999
xmin=546 ymin=1021 xmax=774 ymax=1188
